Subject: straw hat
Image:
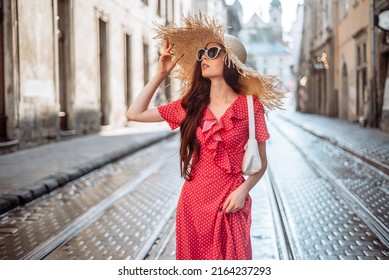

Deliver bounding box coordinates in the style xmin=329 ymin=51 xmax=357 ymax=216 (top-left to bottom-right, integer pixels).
xmin=154 ymin=14 xmax=285 ymax=110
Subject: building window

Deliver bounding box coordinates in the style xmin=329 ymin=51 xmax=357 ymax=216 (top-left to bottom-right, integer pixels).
xmin=339 ymin=0 xmax=349 ymax=19
xmin=124 ymin=34 xmax=132 ymax=108
xmin=157 ymin=0 xmax=162 ymax=16
xmin=143 ymin=41 xmax=149 ymax=85
xmin=344 ymin=0 xmax=349 ymax=14
xmin=363 ymin=43 xmax=367 ymax=63
xmin=339 ymin=0 xmax=343 ymax=18
xmin=167 ymin=0 xmax=175 ymax=23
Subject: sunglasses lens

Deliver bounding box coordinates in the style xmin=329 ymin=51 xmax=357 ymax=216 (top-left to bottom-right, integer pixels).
xmin=196 ymin=49 xmax=206 ymax=61
xmin=207 ymin=47 xmax=219 ymax=59
xmin=196 ymin=47 xmax=222 ymax=61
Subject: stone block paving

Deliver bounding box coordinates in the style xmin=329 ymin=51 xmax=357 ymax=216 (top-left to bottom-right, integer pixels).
xmin=1 ymin=105 xmax=389 ymax=260
xmin=0 ymin=134 xmax=180 ymax=259
xmin=0 ymin=123 xmax=173 ymax=214
xmin=271 ymin=114 xmax=389 ymax=231
xmin=276 ymin=107 xmax=389 ymax=174
xmin=45 ymin=151 xmax=183 ymax=260
xmin=267 ymin=113 xmax=389 ymax=260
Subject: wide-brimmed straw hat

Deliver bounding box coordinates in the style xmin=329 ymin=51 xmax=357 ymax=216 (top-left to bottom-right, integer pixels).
xmin=154 ymin=14 xmax=285 ymax=110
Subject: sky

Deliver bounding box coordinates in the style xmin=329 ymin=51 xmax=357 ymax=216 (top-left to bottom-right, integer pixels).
xmin=225 ymin=0 xmax=303 ymax=32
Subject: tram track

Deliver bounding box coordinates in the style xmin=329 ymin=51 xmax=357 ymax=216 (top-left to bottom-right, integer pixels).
xmin=0 ymin=136 xmax=182 ymax=260
xmin=2 ymin=115 xmax=387 ymax=260
xmin=265 ymin=168 xmax=299 ymax=260
xmin=270 ymin=115 xmax=389 ymax=251
xmin=42 ymin=142 xmax=182 ymax=260
xmin=22 ymin=159 xmax=168 ymax=260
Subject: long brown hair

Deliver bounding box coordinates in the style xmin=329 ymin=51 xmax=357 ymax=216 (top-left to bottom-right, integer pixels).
xmin=180 ymin=53 xmax=243 ymax=180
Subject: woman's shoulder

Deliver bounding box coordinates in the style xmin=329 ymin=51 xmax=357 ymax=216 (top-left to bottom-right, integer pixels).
xmin=236 ymin=94 xmax=265 ymax=114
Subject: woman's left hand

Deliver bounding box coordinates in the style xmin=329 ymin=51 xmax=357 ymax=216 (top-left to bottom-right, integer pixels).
xmin=222 ymin=186 xmax=249 ymax=214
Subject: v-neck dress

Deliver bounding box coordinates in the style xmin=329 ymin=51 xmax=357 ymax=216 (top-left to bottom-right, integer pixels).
xmin=157 ymin=94 xmax=270 ymax=260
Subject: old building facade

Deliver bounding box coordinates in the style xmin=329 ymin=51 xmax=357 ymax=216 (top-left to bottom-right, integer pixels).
xmin=337 ymin=0 xmax=372 ymax=125
xmin=297 ymin=0 xmax=387 ymax=132
xmin=375 ymin=0 xmax=389 ymax=132
xmin=0 ymin=0 xmax=193 ymax=154
xmin=298 ymin=0 xmax=336 ymax=116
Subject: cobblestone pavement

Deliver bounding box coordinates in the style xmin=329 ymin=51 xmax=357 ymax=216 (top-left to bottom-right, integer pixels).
xmin=0 ymin=136 xmax=182 ymax=259
xmin=277 ymin=104 xmax=389 ymax=174
xmin=1 ymin=106 xmax=388 ymax=260
xmin=267 ymin=112 xmax=389 ymax=260
xmin=0 ymin=123 xmax=172 ymax=214
xmin=0 ymin=133 xmax=281 ymax=260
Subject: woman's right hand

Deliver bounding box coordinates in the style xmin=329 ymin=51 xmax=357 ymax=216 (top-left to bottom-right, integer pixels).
xmin=158 ymin=38 xmax=184 ymax=77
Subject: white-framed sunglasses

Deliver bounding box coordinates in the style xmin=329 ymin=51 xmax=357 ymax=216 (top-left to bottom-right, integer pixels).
xmin=196 ymin=46 xmax=225 ymax=61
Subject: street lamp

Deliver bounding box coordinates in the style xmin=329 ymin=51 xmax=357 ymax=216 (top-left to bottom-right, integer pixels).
xmin=376 ymin=9 xmax=389 ymax=31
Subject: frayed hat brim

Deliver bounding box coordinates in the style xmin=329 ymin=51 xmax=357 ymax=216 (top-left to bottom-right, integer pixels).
xmin=154 ymin=14 xmax=285 ymax=110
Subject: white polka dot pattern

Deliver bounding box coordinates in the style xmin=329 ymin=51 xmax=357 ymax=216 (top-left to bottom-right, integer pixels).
xmin=157 ymin=94 xmax=270 ymax=260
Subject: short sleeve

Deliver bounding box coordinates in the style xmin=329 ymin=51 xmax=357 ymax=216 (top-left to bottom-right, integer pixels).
xmin=157 ymin=99 xmax=186 ymax=130
xmin=253 ymin=97 xmax=270 ymax=142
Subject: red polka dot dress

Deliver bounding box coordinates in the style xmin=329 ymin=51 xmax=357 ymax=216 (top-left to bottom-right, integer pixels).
xmin=158 ymin=94 xmax=270 ymax=260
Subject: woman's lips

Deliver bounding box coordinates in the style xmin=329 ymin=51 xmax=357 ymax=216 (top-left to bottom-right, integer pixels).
xmin=202 ymin=63 xmax=209 ymax=70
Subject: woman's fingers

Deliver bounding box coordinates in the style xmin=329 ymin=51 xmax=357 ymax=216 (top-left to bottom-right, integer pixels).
xmin=164 ymin=38 xmax=169 ymax=50
xmin=163 ymin=38 xmax=174 ymax=54
xmin=222 ymin=197 xmax=237 ymax=214
xmin=222 ymin=198 xmax=229 ymax=212
xmin=222 ymin=192 xmax=246 ymax=214
xmin=166 ymin=43 xmax=174 ymax=53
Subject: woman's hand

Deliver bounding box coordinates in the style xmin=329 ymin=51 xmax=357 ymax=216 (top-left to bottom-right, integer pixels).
xmin=222 ymin=186 xmax=249 ymax=214
xmin=222 ymin=142 xmax=268 ymax=214
xmin=158 ymin=38 xmax=184 ymax=77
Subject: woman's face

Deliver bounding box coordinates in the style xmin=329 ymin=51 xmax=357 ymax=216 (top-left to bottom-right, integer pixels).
xmin=199 ymin=42 xmax=225 ymax=79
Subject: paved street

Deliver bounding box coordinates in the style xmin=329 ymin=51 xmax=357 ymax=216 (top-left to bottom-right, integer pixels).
xmin=0 ymin=107 xmax=388 ymax=260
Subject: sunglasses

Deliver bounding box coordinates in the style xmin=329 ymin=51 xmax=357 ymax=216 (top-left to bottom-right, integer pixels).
xmin=196 ymin=46 xmax=224 ymax=61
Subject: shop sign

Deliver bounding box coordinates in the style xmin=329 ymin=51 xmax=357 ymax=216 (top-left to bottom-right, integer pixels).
xmin=312 ymin=52 xmax=329 ymax=71
xmin=312 ymin=61 xmax=325 ymax=71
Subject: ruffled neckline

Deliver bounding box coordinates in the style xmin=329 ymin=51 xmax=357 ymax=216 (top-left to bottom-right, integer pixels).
xmin=199 ymin=94 xmax=247 ymax=174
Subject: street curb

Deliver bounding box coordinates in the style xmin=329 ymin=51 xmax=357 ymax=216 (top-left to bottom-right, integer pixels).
xmin=0 ymin=131 xmax=175 ymax=215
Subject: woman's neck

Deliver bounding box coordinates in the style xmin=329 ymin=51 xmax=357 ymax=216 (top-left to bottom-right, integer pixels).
xmin=209 ymin=78 xmax=237 ymax=104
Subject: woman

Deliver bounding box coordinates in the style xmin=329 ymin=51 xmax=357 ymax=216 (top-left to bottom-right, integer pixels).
xmin=126 ymin=15 xmax=283 ymax=260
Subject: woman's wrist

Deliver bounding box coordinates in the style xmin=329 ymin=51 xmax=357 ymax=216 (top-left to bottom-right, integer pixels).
xmin=154 ymin=72 xmax=169 ymax=83
xmin=239 ymin=181 xmax=252 ymax=194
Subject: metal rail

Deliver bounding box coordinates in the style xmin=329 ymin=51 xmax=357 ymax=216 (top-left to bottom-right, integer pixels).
xmin=22 ymin=159 xmax=167 ymax=260
xmin=271 ymin=119 xmax=389 ymax=249
xmin=266 ymin=169 xmax=299 ymax=259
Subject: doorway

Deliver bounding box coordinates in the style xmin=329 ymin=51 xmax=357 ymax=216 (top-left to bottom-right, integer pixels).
xmin=57 ymin=0 xmax=73 ymax=132
xmin=341 ymin=63 xmax=349 ymax=119
xmin=0 ymin=0 xmax=7 ymax=141
xmin=124 ymin=33 xmax=132 ymax=109
xmin=98 ymin=18 xmax=109 ymax=126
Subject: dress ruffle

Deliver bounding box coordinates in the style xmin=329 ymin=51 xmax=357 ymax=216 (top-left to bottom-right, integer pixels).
xmin=199 ymin=98 xmax=246 ymax=174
